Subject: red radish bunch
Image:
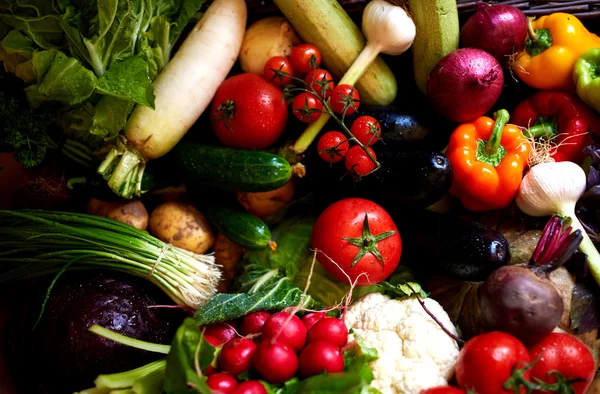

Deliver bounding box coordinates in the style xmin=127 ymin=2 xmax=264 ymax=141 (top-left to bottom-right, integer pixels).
xmin=199 ymin=309 xmax=350 ymax=390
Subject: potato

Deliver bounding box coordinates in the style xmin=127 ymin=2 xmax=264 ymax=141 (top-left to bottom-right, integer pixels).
xmin=149 ymin=202 xmax=214 ymax=254
xmin=236 ymin=180 xmax=295 ymax=218
xmin=214 ymin=233 xmax=245 ymax=293
xmin=239 ymin=16 xmax=302 ymax=74
xmin=87 ymin=198 xmax=149 ymax=231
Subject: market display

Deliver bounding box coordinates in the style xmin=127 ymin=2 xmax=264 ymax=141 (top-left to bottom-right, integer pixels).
xmin=3 ymin=0 xmax=600 ymax=394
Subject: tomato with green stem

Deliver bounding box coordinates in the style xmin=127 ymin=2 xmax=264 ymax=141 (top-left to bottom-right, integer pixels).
xmin=345 ymin=146 xmax=376 ymax=176
xmin=305 ymin=69 xmax=335 ymax=100
xmin=317 ymin=131 xmax=349 ymax=164
xmin=350 ymin=116 xmax=381 ymax=146
xmin=292 ymin=93 xmax=323 ymax=124
xmin=330 ymin=84 xmax=360 ymax=116
xmin=264 ymin=56 xmax=294 ymax=88
xmin=311 ymin=198 xmax=402 ymax=286
xmin=289 ymin=44 xmax=322 ymax=75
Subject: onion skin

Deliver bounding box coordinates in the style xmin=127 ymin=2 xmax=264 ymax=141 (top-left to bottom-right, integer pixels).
xmin=427 ymin=48 xmax=503 ymax=123
xmin=460 ymin=5 xmax=527 ymax=65
xmin=479 ymin=265 xmax=563 ymax=346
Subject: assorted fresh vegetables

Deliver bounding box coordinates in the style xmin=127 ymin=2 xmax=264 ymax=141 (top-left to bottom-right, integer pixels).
xmin=5 ymin=1 xmax=600 ymax=393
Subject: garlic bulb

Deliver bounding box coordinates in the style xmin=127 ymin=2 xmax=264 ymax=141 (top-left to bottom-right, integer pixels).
xmin=362 ymin=0 xmax=416 ymax=56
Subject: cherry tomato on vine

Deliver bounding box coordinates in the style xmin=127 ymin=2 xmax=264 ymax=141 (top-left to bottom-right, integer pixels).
xmin=455 ymin=332 xmax=531 ymax=394
xmin=211 ymin=73 xmax=288 ymax=149
xmin=351 ymin=116 xmax=381 ymax=146
xmin=317 ymin=131 xmax=349 ymax=164
xmin=330 ymin=84 xmax=360 ymax=116
xmin=292 ymin=93 xmax=323 ymax=124
xmin=311 ymin=198 xmax=401 ymax=286
xmin=528 ymin=333 xmax=595 ymax=394
xmin=263 ymin=56 xmax=294 ymax=88
xmin=305 ymin=69 xmax=335 ymax=100
xmin=344 ymin=146 xmax=376 ymax=176
xmin=289 ymin=44 xmax=322 ymax=75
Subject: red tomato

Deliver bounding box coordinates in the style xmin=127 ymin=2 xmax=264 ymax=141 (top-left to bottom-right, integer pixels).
xmin=528 ymin=333 xmax=595 ymax=394
xmin=456 ymin=332 xmax=531 ymax=394
xmin=263 ymin=56 xmax=294 ymax=88
xmin=317 ymin=131 xmax=349 ymax=164
xmin=311 ymin=198 xmax=402 ymax=286
xmin=420 ymin=387 xmax=466 ymax=394
xmin=305 ymin=69 xmax=335 ymax=100
xmin=211 ymin=74 xmax=288 ymax=149
xmin=350 ymin=116 xmax=381 ymax=146
xmin=292 ymin=93 xmax=323 ymax=124
xmin=330 ymin=84 xmax=360 ymax=116
xmin=344 ymin=146 xmax=376 ymax=176
xmin=289 ymin=44 xmax=322 ymax=75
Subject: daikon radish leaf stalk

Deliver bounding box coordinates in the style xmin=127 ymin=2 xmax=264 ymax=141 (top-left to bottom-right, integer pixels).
xmin=0 ymin=210 xmax=221 ymax=310
xmin=516 ymin=161 xmax=600 ymax=286
xmin=290 ymin=0 xmax=415 ymax=154
xmin=97 ymin=0 xmax=247 ymax=199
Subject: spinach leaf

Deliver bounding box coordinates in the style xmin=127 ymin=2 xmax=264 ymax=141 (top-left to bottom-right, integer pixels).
xmin=96 ymin=56 xmax=155 ymax=108
xmin=0 ymin=1 xmax=63 ymax=49
xmin=164 ymin=318 xmax=216 ymax=394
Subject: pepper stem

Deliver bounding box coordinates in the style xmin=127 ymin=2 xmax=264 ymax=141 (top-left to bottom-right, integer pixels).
xmin=485 ymin=109 xmax=510 ymax=157
xmin=527 ymin=17 xmax=538 ymax=40
xmin=525 ymin=119 xmax=558 ymax=139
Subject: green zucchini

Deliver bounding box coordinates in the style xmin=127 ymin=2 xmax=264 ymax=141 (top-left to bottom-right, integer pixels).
xmin=408 ymin=0 xmax=460 ymax=95
xmin=272 ymin=0 xmax=397 ymax=106
xmin=205 ymin=201 xmax=273 ymax=250
xmin=172 ymin=142 xmax=292 ymax=192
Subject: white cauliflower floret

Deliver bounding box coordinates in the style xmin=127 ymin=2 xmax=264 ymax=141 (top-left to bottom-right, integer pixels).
xmin=345 ymin=292 xmax=460 ymax=394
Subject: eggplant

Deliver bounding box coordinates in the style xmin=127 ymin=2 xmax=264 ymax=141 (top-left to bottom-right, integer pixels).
xmin=392 ymin=210 xmax=510 ymax=281
xmin=301 ymin=146 xmax=453 ymax=209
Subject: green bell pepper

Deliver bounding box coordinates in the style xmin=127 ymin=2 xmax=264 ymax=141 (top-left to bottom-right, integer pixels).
xmin=574 ymin=48 xmax=600 ymax=112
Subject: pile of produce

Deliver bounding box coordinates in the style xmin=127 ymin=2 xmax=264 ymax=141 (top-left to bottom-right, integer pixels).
xmin=4 ymin=0 xmax=600 ymax=393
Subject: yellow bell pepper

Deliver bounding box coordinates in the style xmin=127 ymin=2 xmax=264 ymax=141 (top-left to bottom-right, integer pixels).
xmin=514 ymin=13 xmax=600 ymax=91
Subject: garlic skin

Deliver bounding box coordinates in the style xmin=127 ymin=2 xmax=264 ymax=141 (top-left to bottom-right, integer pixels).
xmin=516 ymin=161 xmax=586 ymax=217
xmin=362 ymin=0 xmax=416 ymax=56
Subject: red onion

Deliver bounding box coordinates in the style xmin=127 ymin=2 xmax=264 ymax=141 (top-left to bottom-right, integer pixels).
xmin=460 ymin=4 xmax=528 ymax=64
xmin=427 ymin=48 xmax=504 ymax=123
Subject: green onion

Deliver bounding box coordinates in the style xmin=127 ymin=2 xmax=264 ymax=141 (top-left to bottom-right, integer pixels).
xmin=0 ymin=210 xmax=221 ymax=309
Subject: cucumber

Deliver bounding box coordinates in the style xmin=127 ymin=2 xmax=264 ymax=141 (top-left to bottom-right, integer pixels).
xmin=408 ymin=0 xmax=460 ymax=95
xmin=172 ymin=143 xmax=292 ymax=192
xmin=272 ymin=0 xmax=397 ymax=106
xmin=204 ymin=201 xmax=273 ymax=250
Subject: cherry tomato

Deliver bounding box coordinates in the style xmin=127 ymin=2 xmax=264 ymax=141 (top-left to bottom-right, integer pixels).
xmin=420 ymin=387 xmax=466 ymax=394
xmin=344 ymin=146 xmax=376 ymax=176
xmin=528 ymin=333 xmax=595 ymax=394
xmin=210 ymin=73 xmax=288 ymax=149
xmin=263 ymin=56 xmax=294 ymax=88
xmin=455 ymin=332 xmax=531 ymax=394
xmin=305 ymin=69 xmax=335 ymax=100
xmin=317 ymin=131 xmax=349 ymax=164
xmin=330 ymin=84 xmax=360 ymax=116
xmin=292 ymin=93 xmax=323 ymax=124
xmin=289 ymin=44 xmax=322 ymax=75
xmin=350 ymin=116 xmax=381 ymax=146
xmin=311 ymin=198 xmax=402 ymax=286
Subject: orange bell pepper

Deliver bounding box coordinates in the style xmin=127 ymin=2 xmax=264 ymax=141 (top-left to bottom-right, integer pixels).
xmin=514 ymin=13 xmax=600 ymax=92
xmin=447 ymin=110 xmax=531 ymax=212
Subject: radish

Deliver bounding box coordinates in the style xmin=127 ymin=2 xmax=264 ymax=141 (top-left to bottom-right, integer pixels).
xmin=230 ymin=381 xmax=268 ymax=394
xmin=97 ymin=0 xmax=247 ymax=198
xmin=204 ymin=334 xmax=222 ymax=375
xmin=207 ymin=373 xmax=238 ymax=393
xmin=203 ymin=321 xmax=238 ymax=344
xmin=240 ymin=311 xmax=271 ymax=336
xmin=299 ymin=341 xmax=345 ymax=378
xmin=218 ymin=338 xmax=257 ymax=376
xmin=252 ymin=342 xmax=299 ymax=384
xmin=261 ymin=311 xmax=307 ymax=353
xmin=307 ymin=317 xmax=348 ymax=347
xmin=301 ymin=312 xmax=326 ymax=331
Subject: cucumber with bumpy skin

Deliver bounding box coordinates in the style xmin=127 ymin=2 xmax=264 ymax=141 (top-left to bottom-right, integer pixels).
xmin=172 ymin=142 xmax=292 ymax=193
xmin=408 ymin=0 xmax=460 ymax=95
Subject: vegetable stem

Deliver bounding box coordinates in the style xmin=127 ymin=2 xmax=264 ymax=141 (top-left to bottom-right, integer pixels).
xmin=89 ymin=324 xmax=171 ymax=354
xmin=485 ymin=109 xmax=510 ymax=157
xmin=568 ymin=213 xmax=600 ymax=285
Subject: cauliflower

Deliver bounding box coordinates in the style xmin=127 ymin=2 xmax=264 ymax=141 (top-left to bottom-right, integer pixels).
xmin=344 ymin=292 xmax=460 ymax=394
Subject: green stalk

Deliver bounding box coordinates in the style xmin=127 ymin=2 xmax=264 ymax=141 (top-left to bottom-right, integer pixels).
xmin=78 ymin=359 xmax=166 ymax=394
xmin=89 ymin=325 xmax=171 ymax=354
xmin=97 ymin=138 xmax=145 ymax=199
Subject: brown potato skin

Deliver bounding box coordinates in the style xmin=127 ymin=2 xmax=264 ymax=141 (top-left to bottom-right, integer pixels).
xmin=87 ymin=198 xmax=149 ymax=231
xmin=214 ymin=233 xmax=245 ymax=293
xmin=236 ymin=180 xmax=295 ymax=218
xmin=149 ymin=202 xmax=214 ymax=254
